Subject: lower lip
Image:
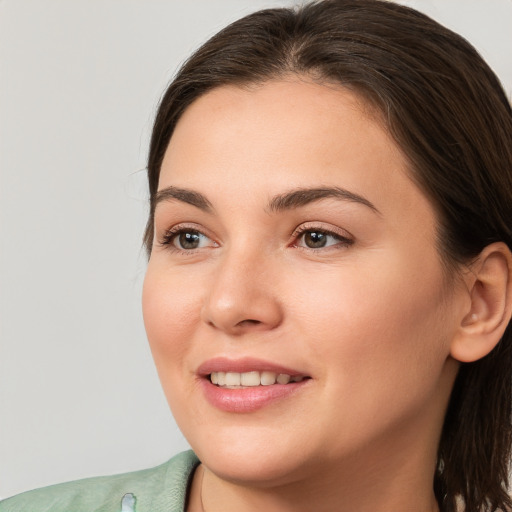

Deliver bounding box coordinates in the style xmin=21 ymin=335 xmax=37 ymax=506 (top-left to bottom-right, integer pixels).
xmin=200 ymin=378 xmax=309 ymax=413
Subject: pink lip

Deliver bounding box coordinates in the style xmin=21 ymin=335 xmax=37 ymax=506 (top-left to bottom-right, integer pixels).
xmin=197 ymin=357 xmax=311 ymax=413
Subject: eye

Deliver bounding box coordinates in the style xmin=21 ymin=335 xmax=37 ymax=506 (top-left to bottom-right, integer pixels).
xmin=160 ymin=227 xmax=216 ymax=251
xmin=295 ymin=227 xmax=353 ymax=250
xmin=174 ymin=230 xmax=208 ymax=250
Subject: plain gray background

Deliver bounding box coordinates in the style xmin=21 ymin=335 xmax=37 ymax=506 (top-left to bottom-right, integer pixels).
xmin=1 ymin=0 xmax=511 ymax=500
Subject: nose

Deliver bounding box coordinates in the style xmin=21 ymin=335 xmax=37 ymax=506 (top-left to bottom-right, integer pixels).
xmin=200 ymin=248 xmax=284 ymax=335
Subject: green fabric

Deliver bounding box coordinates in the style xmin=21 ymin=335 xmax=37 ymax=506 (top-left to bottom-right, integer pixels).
xmin=0 ymin=450 xmax=200 ymax=512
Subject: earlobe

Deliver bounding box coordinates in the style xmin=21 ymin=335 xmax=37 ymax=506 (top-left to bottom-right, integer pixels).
xmin=451 ymin=242 xmax=512 ymax=363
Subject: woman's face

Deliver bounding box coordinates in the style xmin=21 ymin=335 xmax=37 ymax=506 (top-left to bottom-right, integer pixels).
xmin=143 ymin=79 xmax=462 ymax=485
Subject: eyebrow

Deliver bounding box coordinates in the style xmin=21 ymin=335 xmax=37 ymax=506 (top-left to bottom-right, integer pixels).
xmin=268 ymin=187 xmax=380 ymax=214
xmin=155 ymin=186 xmax=213 ymax=212
xmin=154 ymin=185 xmax=379 ymax=215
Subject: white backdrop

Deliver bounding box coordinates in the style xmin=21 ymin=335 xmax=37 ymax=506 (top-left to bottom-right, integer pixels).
xmin=1 ymin=0 xmax=511 ymax=500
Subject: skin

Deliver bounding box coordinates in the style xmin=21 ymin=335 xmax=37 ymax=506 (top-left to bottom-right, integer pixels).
xmin=142 ymin=79 xmax=470 ymax=512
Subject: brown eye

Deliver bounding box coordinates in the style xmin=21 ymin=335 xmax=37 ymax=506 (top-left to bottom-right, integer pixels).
xmin=303 ymin=231 xmax=328 ymax=248
xmin=175 ymin=231 xmax=202 ymax=249
xmin=167 ymin=229 xmax=215 ymax=250
xmin=296 ymin=229 xmax=352 ymax=250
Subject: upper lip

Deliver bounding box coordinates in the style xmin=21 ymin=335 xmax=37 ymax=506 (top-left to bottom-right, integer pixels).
xmin=197 ymin=357 xmax=308 ymax=378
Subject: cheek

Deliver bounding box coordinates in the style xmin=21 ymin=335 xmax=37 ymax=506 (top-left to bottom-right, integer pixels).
xmin=142 ymin=265 xmax=201 ymax=376
xmin=285 ymin=258 xmax=453 ymax=454
xmin=292 ymin=253 xmax=452 ymax=399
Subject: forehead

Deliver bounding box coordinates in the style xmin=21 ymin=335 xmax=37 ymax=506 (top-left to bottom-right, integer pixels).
xmin=164 ymin=80 xmax=393 ymax=179
xmin=161 ymin=79 xmax=426 ymax=213
xmin=169 ymin=79 xmax=383 ymax=152
xmin=166 ymin=78 xmax=414 ymax=187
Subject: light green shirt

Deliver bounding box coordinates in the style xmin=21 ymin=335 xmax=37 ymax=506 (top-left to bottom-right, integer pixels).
xmin=0 ymin=450 xmax=200 ymax=512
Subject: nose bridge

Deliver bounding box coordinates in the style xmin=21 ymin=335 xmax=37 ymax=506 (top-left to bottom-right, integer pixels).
xmin=201 ymin=239 xmax=282 ymax=333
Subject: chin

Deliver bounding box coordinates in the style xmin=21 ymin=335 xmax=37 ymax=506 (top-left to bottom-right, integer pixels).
xmin=185 ymin=422 xmax=318 ymax=487
xmin=201 ymin=447 xmax=312 ymax=488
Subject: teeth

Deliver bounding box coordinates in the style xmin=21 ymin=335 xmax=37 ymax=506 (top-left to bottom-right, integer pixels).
xmin=225 ymin=372 xmax=241 ymax=386
xmin=209 ymin=371 xmax=306 ymax=387
xmin=277 ymin=373 xmax=291 ymax=384
xmin=240 ymin=371 xmax=260 ymax=386
xmin=260 ymin=371 xmax=276 ymax=385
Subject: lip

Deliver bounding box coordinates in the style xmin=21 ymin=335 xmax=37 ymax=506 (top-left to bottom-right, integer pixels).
xmin=197 ymin=357 xmax=311 ymax=413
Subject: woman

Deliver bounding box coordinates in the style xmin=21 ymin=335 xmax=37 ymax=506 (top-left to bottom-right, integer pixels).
xmin=2 ymin=0 xmax=511 ymax=511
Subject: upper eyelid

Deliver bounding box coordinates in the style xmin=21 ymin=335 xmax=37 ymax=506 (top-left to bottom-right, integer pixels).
xmin=160 ymin=222 xmax=212 ymax=237
xmin=291 ymin=222 xmax=353 ymax=239
xmin=162 ymin=223 xmax=351 ymax=238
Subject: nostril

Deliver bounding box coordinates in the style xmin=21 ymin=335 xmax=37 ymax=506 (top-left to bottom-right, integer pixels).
xmin=237 ymin=319 xmax=262 ymax=327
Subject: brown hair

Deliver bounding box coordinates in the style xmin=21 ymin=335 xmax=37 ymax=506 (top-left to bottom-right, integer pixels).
xmin=144 ymin=1 xmax=512 ymax=510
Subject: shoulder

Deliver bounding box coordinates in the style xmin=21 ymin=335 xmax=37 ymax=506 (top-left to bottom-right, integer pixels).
xmin=0 ymin=450 xmax=199 ymax=512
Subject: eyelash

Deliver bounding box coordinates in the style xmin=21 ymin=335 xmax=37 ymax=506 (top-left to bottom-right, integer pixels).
xmin=291 ymin=224 xmax=354 ymax=250
xmin=158 ymin=224 xmax=353 ymax=253
xmin=158 ymin=224 xmax=215 ymax=253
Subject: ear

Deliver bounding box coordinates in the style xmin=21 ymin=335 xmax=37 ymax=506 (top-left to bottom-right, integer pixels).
xmin=450 ymin=242 xmax=512 ymax=363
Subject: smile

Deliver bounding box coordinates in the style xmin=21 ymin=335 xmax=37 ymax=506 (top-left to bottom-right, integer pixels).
xmin=210 ymin=371 xmax=307 ymax=387
xmin=198 ymin=358 xmax=311 ymax=412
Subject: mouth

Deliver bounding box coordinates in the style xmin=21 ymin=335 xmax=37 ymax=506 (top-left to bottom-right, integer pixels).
xmin=209 ymin=371 xmax=308 ymax=388
xmin=197 ymin=358 xmax=311 ymax=412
